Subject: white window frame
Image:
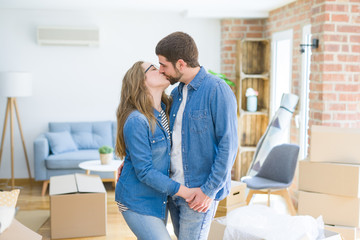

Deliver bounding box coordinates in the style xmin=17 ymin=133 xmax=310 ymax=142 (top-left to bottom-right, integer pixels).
xmin=270 ymin=29 xmax=294 ymax=118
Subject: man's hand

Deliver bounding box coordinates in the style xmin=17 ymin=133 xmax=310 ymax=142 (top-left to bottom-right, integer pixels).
xmin=116 ymin=161 xmax=124 ymax=182
xmin=185 ymin=188 xmax=213 ymax=213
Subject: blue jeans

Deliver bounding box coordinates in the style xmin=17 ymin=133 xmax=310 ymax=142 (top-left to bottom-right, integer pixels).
xmin=122 ymin=209 xmax=172 ymax=240
xmin=168 ymin=196 xmax=219 ymax=240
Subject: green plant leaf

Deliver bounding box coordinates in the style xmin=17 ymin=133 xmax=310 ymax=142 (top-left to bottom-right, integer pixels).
xmin=208 ymin=69 xmax=235 ymax=87
xmin=98 ymin=145 xmax=114 ymax=154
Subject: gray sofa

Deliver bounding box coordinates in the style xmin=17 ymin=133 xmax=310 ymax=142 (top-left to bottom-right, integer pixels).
xmin=34 ymin=121 xmax=117 ymax=195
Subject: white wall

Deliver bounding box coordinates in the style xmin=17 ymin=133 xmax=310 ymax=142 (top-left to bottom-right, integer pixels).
xmin=0 ymin=8 xmax=221 ymax=179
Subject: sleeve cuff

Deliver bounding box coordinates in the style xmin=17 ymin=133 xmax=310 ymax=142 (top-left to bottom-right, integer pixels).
xmin=169 ymin=182 xmax=181 ymax=196
xmin=200 ymin=185 xmax=217 ymax=199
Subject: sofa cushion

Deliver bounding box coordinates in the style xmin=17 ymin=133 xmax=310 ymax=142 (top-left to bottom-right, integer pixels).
xmin=49 ymin=121 xmax=113 ymax=150
xmin=45 ymin=150 xmax=100 ymax=169
xmin=45 ymin=131 xmax=78 ymax=155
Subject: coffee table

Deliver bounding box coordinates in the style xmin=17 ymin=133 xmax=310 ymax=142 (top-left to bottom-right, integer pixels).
xmin=78 ymin=160 xmax=122 ymax=187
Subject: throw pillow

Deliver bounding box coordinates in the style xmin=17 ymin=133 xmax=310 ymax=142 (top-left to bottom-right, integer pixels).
xmin=0 ymin=189 xmax=20 ymax=208
xmin=0 ymin=206 xmax=15 ymax=233
xmin=0 ymin=189 xmax=19 ymax=234
xmin=45 ymin=131 xmax=78 ymax=155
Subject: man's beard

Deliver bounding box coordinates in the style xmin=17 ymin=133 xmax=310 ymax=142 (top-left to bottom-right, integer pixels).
xmin=167 ymin=75 xmax=182 ymax=85
xmin=165 ymin=68 xmax=183 ymax=85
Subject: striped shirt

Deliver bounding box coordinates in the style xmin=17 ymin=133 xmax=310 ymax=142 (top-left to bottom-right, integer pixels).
xmin=160 ymin=110 xmax=170 ymax=136
xmin=116 ymin=110 xmax=170 ymax=213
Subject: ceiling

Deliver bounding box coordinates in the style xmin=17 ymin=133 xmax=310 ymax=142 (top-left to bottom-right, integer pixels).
xmin=0 ymin=0 xmax=296 ymax=18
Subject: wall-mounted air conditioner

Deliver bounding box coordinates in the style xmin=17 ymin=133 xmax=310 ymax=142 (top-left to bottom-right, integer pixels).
xmin=37 ymin=27 xmax=99 ymax=47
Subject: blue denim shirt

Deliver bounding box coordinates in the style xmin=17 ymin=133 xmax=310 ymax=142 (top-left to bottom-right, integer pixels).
xmin=115 ymin=107 xmax=180 ymax=219
xmin=170 ymin=67 xmax=238 ymax=200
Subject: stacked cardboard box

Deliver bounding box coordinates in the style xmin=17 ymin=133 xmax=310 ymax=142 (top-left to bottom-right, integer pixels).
xmin=215 ymin=181 xmax=247 ymax=218
xmin=298 ymin=125 xmax=360 ymax=240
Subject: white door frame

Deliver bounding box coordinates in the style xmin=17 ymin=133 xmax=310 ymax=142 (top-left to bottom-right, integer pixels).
xmin=298 ymin=24 xmax=312 ymax=159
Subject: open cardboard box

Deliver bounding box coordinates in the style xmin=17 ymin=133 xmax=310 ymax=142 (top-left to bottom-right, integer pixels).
xmin=0 ymin=219 xmax=42 ymax=240
xmin=50 ymin=173 xmax=107 ymax=239
xmin=325 ymin=224 xmax=357 ymax=240
xmin=208 ymin=217 xmax=342 ymax=240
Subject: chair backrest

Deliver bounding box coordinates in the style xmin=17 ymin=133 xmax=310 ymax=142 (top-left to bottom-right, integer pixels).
xmin=256 ymin=143 xmax=300 ymax=184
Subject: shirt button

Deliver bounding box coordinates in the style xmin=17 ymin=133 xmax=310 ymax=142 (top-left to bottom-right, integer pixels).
xmin=163 ymin=201 xmax=166 ymax=204
xmin=173 ymin=114 xmax=175 ymax=117
xmin=179 ymin=98 xmax=182 ymax=101
xmin=152 ymin=140 xmax=155 ymax=143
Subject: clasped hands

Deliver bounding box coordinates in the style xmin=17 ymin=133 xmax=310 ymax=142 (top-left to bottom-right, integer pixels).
xmin=183 ymin=187 xmax=213 ymax=213
xmin=117 ymin=163 xmax=213 ymax=213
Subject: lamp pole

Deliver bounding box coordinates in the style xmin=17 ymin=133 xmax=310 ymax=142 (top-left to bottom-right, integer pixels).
xmin=0 ymin=72 xmax=32 ymax=189
xmin=0 ymin=97 xmax=32 ymax=189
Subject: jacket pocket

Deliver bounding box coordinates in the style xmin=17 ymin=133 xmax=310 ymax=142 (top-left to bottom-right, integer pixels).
xmin=150 ymin=135 xmax=168 ymax=170
xmin=189 ymin=110 xmax=209 ymax=134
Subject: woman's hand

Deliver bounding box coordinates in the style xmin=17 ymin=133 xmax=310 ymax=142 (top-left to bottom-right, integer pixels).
xmin=116 ymin=161 xmax=124 ymax=182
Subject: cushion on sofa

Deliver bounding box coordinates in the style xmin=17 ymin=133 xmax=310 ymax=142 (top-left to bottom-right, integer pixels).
xmin=45 ymin=131 xmax=78 ymax=155
xmin=49 ymin=122 xmax=113 ymax=150
xmin=45 ymin=150 xmax=100 ymax=169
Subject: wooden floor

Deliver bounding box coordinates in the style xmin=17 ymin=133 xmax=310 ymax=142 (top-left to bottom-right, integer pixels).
xmin=0 ymin=179 xmax=176 ymax=240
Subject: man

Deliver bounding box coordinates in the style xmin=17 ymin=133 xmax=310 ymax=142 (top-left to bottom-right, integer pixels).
xmin=156 ymin=32 xmax=238 ymax=240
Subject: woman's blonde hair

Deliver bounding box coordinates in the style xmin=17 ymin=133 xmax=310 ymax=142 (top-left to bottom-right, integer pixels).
xmin=115 ymin=61 xmax=171 ymax=158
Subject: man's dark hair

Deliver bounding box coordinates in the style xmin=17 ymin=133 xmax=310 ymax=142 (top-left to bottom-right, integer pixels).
xmin=155 ymin=32 xmax=200 ymax=68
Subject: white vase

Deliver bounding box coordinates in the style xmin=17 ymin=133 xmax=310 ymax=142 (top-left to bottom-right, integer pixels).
xmin=247 ymin=96 xmax=258 ymax=112
xmin=100 ymin=153 xmax=113 ymax=165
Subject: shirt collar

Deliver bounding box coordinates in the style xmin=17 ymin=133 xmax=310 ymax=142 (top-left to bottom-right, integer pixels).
xmin=178 ymin=66 xmax=206 ymax=92
xmin=153 ymin=102 xmax=166 ymax=117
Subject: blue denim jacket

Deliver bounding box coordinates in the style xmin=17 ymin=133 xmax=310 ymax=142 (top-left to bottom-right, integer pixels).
xmin=115 ymin=108 xmax=180 ymax=219
xmin=170 ymin=67 xmax=238 ymax=200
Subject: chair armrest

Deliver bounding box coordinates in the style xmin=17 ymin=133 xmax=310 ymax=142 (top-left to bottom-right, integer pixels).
xmin=34 ymin=134 xmax=50 ymax=181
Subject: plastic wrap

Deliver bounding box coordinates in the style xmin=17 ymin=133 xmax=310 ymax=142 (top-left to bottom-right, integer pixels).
xmin=218 ymin=205 xmax=325 ymax=240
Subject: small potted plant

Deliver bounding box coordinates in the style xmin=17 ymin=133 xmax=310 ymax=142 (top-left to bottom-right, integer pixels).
xmin=98 ymin=145 xmax=113 ymax=165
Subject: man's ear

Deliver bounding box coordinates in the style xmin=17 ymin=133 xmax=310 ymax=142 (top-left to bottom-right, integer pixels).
xmin=176 ymin=59 xmax=187 ymax=71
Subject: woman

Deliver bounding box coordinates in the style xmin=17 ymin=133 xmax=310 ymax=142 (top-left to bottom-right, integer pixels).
xmin=115 ymin=61 xmax=194 ymax=239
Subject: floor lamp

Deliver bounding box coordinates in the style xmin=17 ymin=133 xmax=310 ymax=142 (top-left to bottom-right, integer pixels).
xmin=0 ymin=72 xmax=32 ymax=189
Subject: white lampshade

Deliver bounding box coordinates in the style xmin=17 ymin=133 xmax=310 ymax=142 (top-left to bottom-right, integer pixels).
xmin=0 ymin=72 xmax=32 ymax=97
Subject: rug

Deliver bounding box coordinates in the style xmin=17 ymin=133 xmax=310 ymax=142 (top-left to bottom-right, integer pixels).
xmin=15 ymin=210 xmax=50 ymax=232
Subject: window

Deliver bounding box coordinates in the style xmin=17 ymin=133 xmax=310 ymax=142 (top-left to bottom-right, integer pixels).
xmin=271 ymin=29 xmax=293 ymax=140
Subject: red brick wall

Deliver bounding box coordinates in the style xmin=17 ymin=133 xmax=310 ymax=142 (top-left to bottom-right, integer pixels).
xmin=309 ymin=0 xmax=360 ymax=129
xmin=221 ymin=19 xmax=266 ymax=82
xmin=221 ymin=0 xmax=360 ymax=146
xmin=265 ymin=0 xmax=313 ymax=144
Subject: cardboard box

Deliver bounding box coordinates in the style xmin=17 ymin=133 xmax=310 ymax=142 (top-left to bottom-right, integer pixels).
xmin=298 ymin=190 xmax=360 ymax=227
xmin=50 ymin=174 xmax=107 ymax=239
xmin=299 ymin=159 xmax=360 ymax=198
xmin=219 ymin=181 xmax=246 ymax=207
xmin=0 ymin=219 xmax=42 ymax=240
xmin=215 ymin=201 xmax=247 ymax=218
xmin=208 ymin=217 xmax=342 ymax=240
xmin=310 ymin=125 xmax=360 ymax=164
xmin=325 ymin=225 xmax=357 ymax=240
